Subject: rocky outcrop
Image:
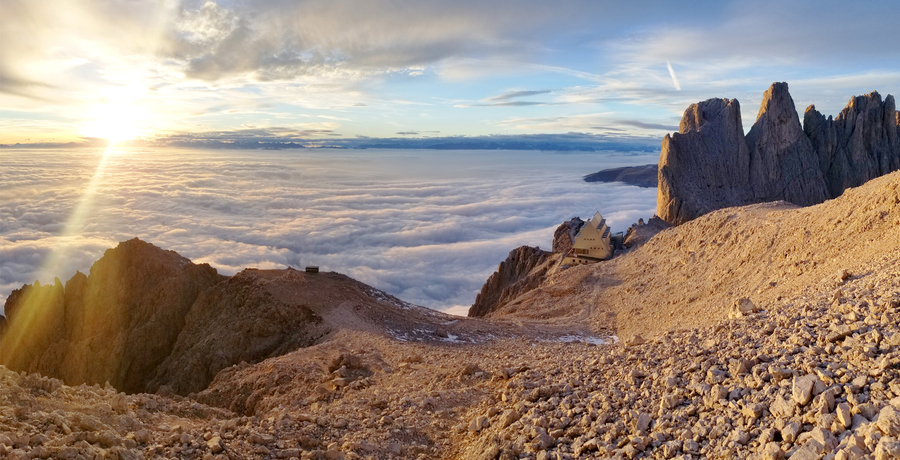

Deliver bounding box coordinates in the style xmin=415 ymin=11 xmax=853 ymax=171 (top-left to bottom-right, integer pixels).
xmin=658 ymin=82 xmax=900 ymax=225
xmin=552 ymin=217 xmax=585 ymax=254
xmin=0 ymin=238 xmax=472 ymax=396
xmin=746 ymin=82 xmax=829 ymax=205
xmin=805 ymin=92 xmax=899 ymax=197
xmin=623 ymin=216 xmax=670 ymax=249
xmin=658 ymin=97 xmax=752 ymax=225
xmin=583 ymin=164 xmax=658 ymax=188
xmin=468 ymin=246 xmax=550 ymax=317
xmin=0 ymin=238 xmax=223 ymax=393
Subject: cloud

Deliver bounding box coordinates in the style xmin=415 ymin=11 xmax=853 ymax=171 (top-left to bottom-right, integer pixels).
xmin=496 ymin=113 xmax=677 ymax=136
xmin=617 ymin=120 xmax=678 ymax=131
xmin=666 ymin=61 xmax=681 ymax=91
xmin=486 ymin=90 xmax=552 ymax=102
xmin=459 ymin=101 xmax=552 ymax=108
xmin=0 ymin=147 xmax=658 ymax=313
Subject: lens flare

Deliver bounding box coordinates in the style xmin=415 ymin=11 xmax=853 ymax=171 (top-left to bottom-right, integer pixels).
xmin=0 ymin=145 xmax=120 ymax=369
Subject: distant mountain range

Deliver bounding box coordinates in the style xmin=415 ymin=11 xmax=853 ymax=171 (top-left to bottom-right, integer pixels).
xmin=1 ymin=133 xmax=659 ymax=152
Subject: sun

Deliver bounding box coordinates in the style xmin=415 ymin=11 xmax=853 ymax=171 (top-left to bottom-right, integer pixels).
xmin=79 ymin=101 xmax=148 ymax=144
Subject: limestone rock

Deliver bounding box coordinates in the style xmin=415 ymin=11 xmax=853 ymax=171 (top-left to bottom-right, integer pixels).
xmin=658 ymin=82 xmax=900 ymax=225
xmin=0 ymin=239 xmax=223 ymax=393
xmin=876 ymin=405 xmax=900 ymax=436
xmin=805 ymin=92 xmax=900 ymax=197
xmin=746 ymin=82 xmax=829 ymax=205
xmin=468 ymin=246 xmax=551 ymax=317
xmin=552 ymin=218 xmax=585 ymax=254
xmin=623 ymin=216 xmax=670 ymax=249
xmin=657 ymin=97 xmax=752 ymax=225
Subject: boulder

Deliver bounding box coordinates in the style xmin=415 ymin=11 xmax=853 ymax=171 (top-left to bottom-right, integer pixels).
xmin=552 ymin=217 xmax=585 ymax=254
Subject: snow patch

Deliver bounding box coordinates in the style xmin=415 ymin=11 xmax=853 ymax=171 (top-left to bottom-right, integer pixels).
xmin=554 ymin=334 xmax=617 ymax=346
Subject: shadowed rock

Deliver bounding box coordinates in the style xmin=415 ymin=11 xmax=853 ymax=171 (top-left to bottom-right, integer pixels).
xmin=552 ymin=217 xmax=585 ymax=255
xmin=0 ymin=239 xmax=223 ymax=393
xmin=583 ymin=164 xmax=658 ymax=188
xmin=658 ymin=82 xmax=900 ymax=225
xmin=658 ymin=97 xmax=752 ymax=225
xmin=469 ymin=246 xmax=550 ymax=317
xmin=805 ymin=92 xmax=899 ymax=197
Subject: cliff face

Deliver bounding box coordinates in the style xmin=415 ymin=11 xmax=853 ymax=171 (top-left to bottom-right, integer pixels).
xmin=658 ymin=83 xmax=900 ymax=225
xmin=468 ymin=246 xmax=550 ymax=317
xmin=657 ymin=98 xmax=752 ymax=225
xmin=0 ymin=239 xmax=223 ymax=393
xmin=746 ymin=82 xmax=830 ymax=205
xmin=805 ymin=92 xmax=899 ymax=197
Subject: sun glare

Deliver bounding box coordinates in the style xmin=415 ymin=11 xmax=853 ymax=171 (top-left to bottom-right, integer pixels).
xmin=79 ymin=101 xmax=147 ymax=144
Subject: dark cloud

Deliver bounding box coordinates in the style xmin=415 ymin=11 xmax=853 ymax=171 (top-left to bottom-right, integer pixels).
xmin=396 ymin=131 xmax=419 ymax=135
xmin=471 ymin=101 xmax=550 ymax=107
xmin=0 ymin=148 xmax=658 ymax=312
xmin=616 ymin=120 xmax=678 ymax=131
xmin=0 ymin=70 xmax=54 ymax=101
xmin=486 ymin=90 xmax=551 ymax=101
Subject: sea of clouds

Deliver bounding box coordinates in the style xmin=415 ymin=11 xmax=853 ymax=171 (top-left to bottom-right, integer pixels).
xmin=0 ymin=148 xmax=658 ymax=315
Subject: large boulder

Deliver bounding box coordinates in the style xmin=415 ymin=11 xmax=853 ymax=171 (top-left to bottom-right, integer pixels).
xmin=469 ymin=246 xmax=550 ymax=317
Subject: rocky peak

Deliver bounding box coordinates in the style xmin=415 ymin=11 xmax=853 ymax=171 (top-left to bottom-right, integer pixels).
xmin=658 ymin=97 xmax=751 ymax=225
xmin=0 ymin=238 xmax=223 ymax=393
xmin=804 ymin=91 xmax=899 ymax=197
xmin=659 ymin=82 xmax=900 ymax=225
xmin=746 ymin=82 xmax=828 ymax=205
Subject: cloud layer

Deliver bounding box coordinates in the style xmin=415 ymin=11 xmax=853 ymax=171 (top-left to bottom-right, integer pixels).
xmin=0 ymin=147 xmax=657 ymax=314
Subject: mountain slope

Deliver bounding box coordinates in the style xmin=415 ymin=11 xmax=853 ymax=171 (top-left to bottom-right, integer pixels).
xmin=485 ymin=170 xmax=900 ymax=342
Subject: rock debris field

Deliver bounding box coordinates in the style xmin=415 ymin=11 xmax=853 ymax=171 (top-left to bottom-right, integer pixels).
xmin=7 ymin=258 xmax=900 ymax=459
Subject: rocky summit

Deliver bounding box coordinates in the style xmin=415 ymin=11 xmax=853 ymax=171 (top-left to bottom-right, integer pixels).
xmin=658 ymin=83 xmax=900 ymax=225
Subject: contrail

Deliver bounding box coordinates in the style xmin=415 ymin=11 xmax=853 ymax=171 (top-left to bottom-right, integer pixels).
xmin=667 ymin=61 xmax=681 ymax=91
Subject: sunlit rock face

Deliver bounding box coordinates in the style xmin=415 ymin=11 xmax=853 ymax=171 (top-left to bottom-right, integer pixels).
xmin=658 ymin=82 xmax=900 ymax=225
xmin=0 ymin=238 xmax=223 ymax=394
xmin=657 ymin=97 xmax=752 ymax=225
xmin=746 ymin=82 xmax=829 ymax=206
xmin=468 ymin=245 xmax=551 ymax=318
xmin=0 ymin=238 xmax=462 ymax=396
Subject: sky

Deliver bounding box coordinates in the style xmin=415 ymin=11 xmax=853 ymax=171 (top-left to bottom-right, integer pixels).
xmin=2 ymin=0 xmax=899 ymax=145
